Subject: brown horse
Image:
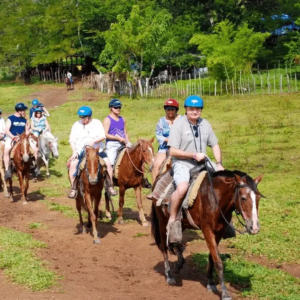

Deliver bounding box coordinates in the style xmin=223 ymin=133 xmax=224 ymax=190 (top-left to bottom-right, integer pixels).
xmin=104 ymin=138 xmax=154 ymax=226
xmin=6 ymin=133 xmax=32 ymax=204
xmin=0 ymin=142 xmax=9 ymax=197
xmin=151 ymin=170 xmax=264 ymax=300
xmin=76 ymin=147 xmax=105 ymax=244
xmin=65 ymin=77 xmax=73 ymax=91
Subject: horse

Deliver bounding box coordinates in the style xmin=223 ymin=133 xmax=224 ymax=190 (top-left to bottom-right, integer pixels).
xmin=0 ymin=142 xmax=9 ymax=197
xmin=75 ymin=146 xmax=105 ymax=244
xmin=104 ymin=138 xmax=154 ymax=226
xmin=6 ymin=133 xmax=32 ymax=204
xmin=151 ymin=170 xmax=264 ymax=300
xmin=65 ymin=77 xmax=73 ymax=91
xmin=36 ymin=130 xmax=59 ymax=178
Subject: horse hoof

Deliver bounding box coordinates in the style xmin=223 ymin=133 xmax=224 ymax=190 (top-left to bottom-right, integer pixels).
xmin=142 ymin=221 xmax=149 ymax=227
xmin=207 ymin=284 xmax=218 ymax=292
xmin=222 ymin=297 xmax=232 ymax=300
xmin=167 ymin=278 xmax=176 ymax=286
xmin=93 ymin=239 xmax=100 ymax=244
xmin=47 ymin=175 xmax=50 ymax=178
xmin=4 ymin=194 xmax=10 ymax=198
xmin=118 ymin=219 xmax=124 ymax=225
xmin=23 ymin=201 xmax=28 ymax=205
xmin=33 ymin=178 xmax=37 ymax=183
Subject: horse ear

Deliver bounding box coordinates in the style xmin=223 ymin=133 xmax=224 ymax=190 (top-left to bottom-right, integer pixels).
xmin=254 ymin=174 xmax=263 ymax=185
xmin=234 ymin=174 xmax=245 ymax=185
xmin=149 ymin=137 xmax=155 ymax=143
xmin=96 ymin=146 xmax=100 ymax=152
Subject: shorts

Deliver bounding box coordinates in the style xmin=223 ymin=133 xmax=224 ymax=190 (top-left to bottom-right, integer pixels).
xmin=98 ymin=151 xmax=107 ymax=159
xmin=5 ymin=137 xmax=12 ymax=149
xmin=106 ymin=141 xmax=122 ymax=165
xmin=158 ymin=142 xmax=169 ymax=154
xmin=172 ymin=162 xmax=192 ymax=186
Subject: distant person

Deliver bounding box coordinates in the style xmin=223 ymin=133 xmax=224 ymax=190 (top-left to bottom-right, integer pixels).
xmin=29 ymin=99 xmax=39 ymax=118
xmin=67 ymin=70 xmax=73 ymax=85
xmin=37 ymin=103 xmax=50 ymax=117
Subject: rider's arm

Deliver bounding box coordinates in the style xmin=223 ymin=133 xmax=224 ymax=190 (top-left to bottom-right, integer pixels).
xmin=212 ymin=144 xmax=224 ymax=171
xmin=103 ymin=117 xmax=121 ymax=142
xmin=45 ymin=119 xmax=51 ymax=132
xmin=5 ymin=119 xmax=15 ymax=139
xmin=69 ymin=123 xmax=78 ymax=159
xmin=42 ymin=107 xmax=50 ymax=117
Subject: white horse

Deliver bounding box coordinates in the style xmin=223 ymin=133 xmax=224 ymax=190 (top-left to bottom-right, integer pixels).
xmin=36 ymin=130 xmax=59 ymax=178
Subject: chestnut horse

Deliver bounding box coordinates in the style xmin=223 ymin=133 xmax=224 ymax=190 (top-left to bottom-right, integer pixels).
xmin=75 ymin=147 xmax=105 ymax=244
xmin=65 ymin=77 xmax=73 ymax=91
xmin=151 ymin=170 xmax=264 ymax=300
xmin=6 ymin=133 xmax=32 ymax=204
xmin=104 ymin=138 xmax=154 ymax=226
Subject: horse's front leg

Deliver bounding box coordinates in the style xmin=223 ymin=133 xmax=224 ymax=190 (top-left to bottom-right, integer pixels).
xmin=134 ymin=185 xmax=148 ymax=226
xmin=24 ymin=169 xmax=30 ymax=202
xmin=41 ymin=155 xmax=50 ymax=178
xmin=103 ymin=191 xmax=112 ymax=220
xmin=117 ymin=185 xmax=126 ymax=225
xmin=203 ymin=229 xmax=231 ymax=300
xmin=17 ymin=170 xmax=27 ymax=205
xmin=174 ymin=243 xmax=185 ymax=274
xmin=76 ymin=196 xmax=86 ymax=234
xmin=0 ymin=167 xmax=9 ymax=198
xmin=85 ymin=192 xmax=100 ymax=244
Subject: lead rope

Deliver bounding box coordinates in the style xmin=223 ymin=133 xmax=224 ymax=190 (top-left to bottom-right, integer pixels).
xmin=204 ymin=158 xmax=246 ymax=234
xmin=125 ymin=145 xmax=145 ymax=174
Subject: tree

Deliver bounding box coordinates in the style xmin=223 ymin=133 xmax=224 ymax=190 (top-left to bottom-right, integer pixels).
xmin=190 ymin=20 xmax=270 ymax=80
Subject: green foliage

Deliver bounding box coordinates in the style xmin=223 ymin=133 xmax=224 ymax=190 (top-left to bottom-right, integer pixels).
xmin=99 ymin=4 xmax=173 ymax=75
xmin=190 ymin=21 xmax=270 ymax=80
xmin=285 ymin=32 xmax=300 ymax=62
xmin=0 ymin=227 xmax=58 ymax=291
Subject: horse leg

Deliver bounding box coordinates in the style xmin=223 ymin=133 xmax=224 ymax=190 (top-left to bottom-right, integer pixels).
xmin=117 ymin=185 xmax=126 ymax=225
xmin=0 ymin=167 xmax=9 ymax=198
xmin=76 ymin=196 xmax=86 ymax=234
xmin=206 ymin=253 xmax=218 ymax=292
xmin=24 ymin=170 xmax=30 ymax=202
xmin=18 ymin=171 xmax=27 ymax=205
xmin=94 ymin=194 xmax=101 ymax=238
xmin=134 ymin=185 xmax=148 ymax=227
xmin=104 ymin=191 xmax=112 ymax=220
xmin=203 ymin=229 xmax=231 ymax=300
xmin=85 ymin=193 xmax=100 ymax=244
xmin=174 ymin=243 xmax=185 ymax=274
xmin=41 ymin=156 xmax=50 ymax=178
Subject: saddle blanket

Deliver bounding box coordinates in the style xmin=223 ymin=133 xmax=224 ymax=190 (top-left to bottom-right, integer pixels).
xmin=113 ymin=148 xmax=126 ymax=179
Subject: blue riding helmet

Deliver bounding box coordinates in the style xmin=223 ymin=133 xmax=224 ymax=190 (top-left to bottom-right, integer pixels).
xmin=37 ymin=103 xmax=44 ymax=107
xmin=15 ymin=103 xmax=28 ymax=111
xmin=34 ymin=108 xmax=43 ymax=113
xmin=77 ymin=106 xmax=92 ymax=117
xmin=109 ymin=99 xmax=122 ymax=108
xmin=32 ymin=99 xmax=39 ymax=106
xmin=184 ymin=95 xmax=204 ymax=108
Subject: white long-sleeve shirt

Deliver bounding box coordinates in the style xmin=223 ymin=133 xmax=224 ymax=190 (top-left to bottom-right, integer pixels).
xmin=0 ymin=118 xmax=5 ymax=135
xmin=69 ymin=119 xmax=105 ymax=154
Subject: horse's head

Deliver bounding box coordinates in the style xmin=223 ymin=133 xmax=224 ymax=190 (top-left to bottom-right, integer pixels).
xmin=19 ymin=133 xmax=31 ymax=162
xmin=138 ymin=137 xmax=155 ymax=169
xmin=85 ymin=147 xmax=100 ymax=185
xmin=49 ymin=137 xmax=59 ymax=159
xmin=234 ymin=172 xmax=264 ymax=235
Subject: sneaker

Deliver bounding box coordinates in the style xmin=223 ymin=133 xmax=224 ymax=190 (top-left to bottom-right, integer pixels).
xmin=108 ymin=187 xmax=118 ymax=196
xmin=5 ymin=169 xmax=12 ymax=180
xmin=142 ymin=178 xmax=152 ymax=189
xmin=67 ymin=189 xmax=78 ymax=199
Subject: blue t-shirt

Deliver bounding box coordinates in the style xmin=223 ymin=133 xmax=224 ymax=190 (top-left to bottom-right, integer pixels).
xmin=8 ymin=115 xmax=27 ymax=136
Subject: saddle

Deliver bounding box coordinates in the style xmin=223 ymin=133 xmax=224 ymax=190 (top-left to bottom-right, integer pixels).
xmin=113 ymin=145 xmax=126 ymax=180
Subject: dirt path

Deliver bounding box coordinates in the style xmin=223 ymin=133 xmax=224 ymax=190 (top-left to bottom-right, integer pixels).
xmin=0 ymin=179 xmax=243 ymax=300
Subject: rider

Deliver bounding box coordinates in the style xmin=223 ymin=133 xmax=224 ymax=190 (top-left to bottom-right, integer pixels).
xmin=37 ymin=103 xmax=50 ymax=117
xmin=152 ymin=99 xmax=181 ymax=183
xmin=67 ymin=70 xmax=73 ymax=85
xmin=103 ymin=99 xmax=131 ymax=166
xmin=68 ymin=106 xmax=117 ymax=198
xmin=29 ymin=99 xmax=39 ymax=118
xmin=0 ymin=109 xmax=6 ymax=145
xmin=166 ymin=95 xmax=224 ymax=244
xmin=3 ymin=103 xmax=33 ymax=179
xmin=31 ymin=108 xmax=50 ymax=138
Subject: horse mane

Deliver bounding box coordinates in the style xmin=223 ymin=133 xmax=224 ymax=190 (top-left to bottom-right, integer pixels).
xmin=212 ymin=169 xmax=258 ymax=192
xmin=128 ymin=142 xmax=140 ymax=153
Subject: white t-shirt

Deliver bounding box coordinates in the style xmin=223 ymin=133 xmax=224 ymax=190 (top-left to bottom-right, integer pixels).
xmin=67 ymin=72 xmax=72 ymax=78
xmin=0 ymin=118 xmax=5 ymax=135
xmin=69 ymin=119 xmax=105 ymax=154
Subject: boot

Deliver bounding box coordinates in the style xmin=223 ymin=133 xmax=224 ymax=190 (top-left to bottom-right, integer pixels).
xmin=142 ymin=177 xmax=152 ymax=189
xmin=68 ymin=177 xmax=79 ymax=199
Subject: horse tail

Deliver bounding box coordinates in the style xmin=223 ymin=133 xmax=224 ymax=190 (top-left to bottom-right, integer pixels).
xmin=151 ymin=202 xmax=162 ymax=252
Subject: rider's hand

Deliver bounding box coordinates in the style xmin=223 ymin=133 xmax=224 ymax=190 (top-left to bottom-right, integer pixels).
xmin=71 ymin=151 xmax=78 ymax=160
xmin=194 ymin=152 xmax=207 ymax=162
xmin=118 ymin=137 xmax=126 ymax=144
xmin=217 ymin=163 xmax=224 ymax=171
xmin=13 ymin=136 xmax=20 ymax=142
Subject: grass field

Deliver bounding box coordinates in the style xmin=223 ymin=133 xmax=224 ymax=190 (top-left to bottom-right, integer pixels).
xmin=0 ymin=81 xmax=300 ymax=297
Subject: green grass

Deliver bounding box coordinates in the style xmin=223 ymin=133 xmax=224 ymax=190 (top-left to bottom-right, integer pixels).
xmin=0 ymin=227 xmax=58 ymax=291
xmin=133 ymin=232 xmax=149 ymax=238
xmin=44 ymin=201 xmax=78 ymax=219
xmin=192 ymin=252 xmax=300 ymax=300
xmin=28 ymin=222 xmax=48 ymax=230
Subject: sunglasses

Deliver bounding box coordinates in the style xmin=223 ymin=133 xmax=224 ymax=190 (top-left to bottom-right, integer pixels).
xmin=193 ymin=125 xmax=199 ymax=138
xmin=113 ymin=107 xmax=121 ymax=110
xmin=79 ymin=116 xmax=89 ymax=119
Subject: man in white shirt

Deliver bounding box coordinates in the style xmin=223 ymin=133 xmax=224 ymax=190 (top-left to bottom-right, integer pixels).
xmin=68 ymin=106 xmax=116 ymax=198
xmin=67 ymin=71 xmax=73 ymax=85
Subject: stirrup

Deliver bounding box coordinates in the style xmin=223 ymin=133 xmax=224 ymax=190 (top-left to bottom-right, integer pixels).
xmin=68 ymin=189 xmax=78 ymax=199
xmin=5 ymin=169 xmax=12 ymax=180
xmin=143 ymin=178 xmax=152 ymax=189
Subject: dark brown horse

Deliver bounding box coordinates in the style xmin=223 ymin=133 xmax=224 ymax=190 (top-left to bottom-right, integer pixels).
xmin=6 ymin=133 xmax=32 ymax=204
xmin=104 ymin=138 xmax=154 ymax=226
xmin=65 ymin=77 xmax=73 ymax=91
xmin=151 ymin=170 xmax=264 ymax=300
xmin=76 ymin=147 xmax=104 ymax=244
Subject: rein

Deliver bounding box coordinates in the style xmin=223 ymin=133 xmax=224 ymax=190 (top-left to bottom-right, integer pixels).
xmin=204 ymin=158 xmax=247 ymax=234
xmin=125 ymin=145 xmax=145 ymax=174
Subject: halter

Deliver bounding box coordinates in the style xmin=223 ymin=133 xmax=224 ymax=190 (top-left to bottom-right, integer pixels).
xmin=204 ymin=158 xmax=248 ymax=234
xmin=125 ymin=143 xmax=149 ymax=174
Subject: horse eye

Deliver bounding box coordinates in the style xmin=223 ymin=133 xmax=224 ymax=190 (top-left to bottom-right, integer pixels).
xmin=241 ymin=196 xmax=247 ymax=202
